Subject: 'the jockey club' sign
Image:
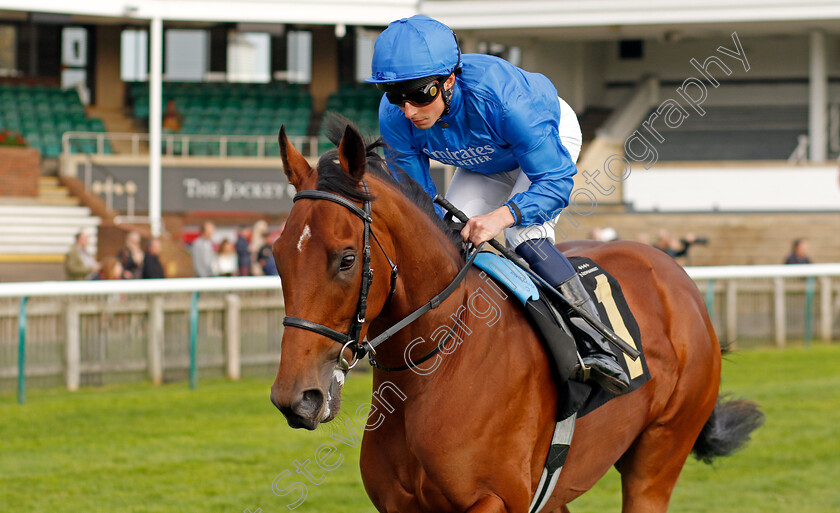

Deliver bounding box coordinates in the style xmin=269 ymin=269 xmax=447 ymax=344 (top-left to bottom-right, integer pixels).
xmin=76 ymin=161 xmax=447 ymax=214
xmin=76 ymin=163 xmax=296 ymax=213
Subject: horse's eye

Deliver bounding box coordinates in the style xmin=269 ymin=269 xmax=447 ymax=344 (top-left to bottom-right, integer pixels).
xmin=340 ymin=254 xmax=356 ymax=271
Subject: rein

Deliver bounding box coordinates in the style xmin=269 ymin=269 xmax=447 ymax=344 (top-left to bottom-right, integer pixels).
xmin=281 ymin=182 xmax=478 ymax=372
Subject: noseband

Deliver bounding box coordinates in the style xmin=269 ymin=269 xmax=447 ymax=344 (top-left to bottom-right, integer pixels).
xmin=282 ymin=181 xmax=479 ymax=372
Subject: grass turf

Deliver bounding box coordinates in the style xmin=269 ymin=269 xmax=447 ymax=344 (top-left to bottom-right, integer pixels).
xmin=1 ymin=344 xmax=838 ymax=512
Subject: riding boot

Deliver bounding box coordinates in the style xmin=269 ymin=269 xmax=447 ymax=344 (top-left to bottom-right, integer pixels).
xmin=515 ymin=238 xmax=630 ymax=395
xmin=558 ymin=273 xmax=630 ymax=395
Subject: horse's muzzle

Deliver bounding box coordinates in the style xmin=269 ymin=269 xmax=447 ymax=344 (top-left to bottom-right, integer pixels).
xmin=271 ymin=388 xmax=324 ymax=430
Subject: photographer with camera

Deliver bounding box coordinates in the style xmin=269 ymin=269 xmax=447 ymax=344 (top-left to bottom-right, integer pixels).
xmin=653 ymin=230 xmax=708 ymax=262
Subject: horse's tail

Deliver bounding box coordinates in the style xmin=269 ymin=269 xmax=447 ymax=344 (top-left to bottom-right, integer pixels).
xmin=692 ymin=395 xmax=765 ymax=464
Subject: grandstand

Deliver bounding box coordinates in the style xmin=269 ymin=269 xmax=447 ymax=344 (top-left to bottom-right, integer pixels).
xmin=0 ymin=1 xmax=839 ymax=280
xmin=0 ymin=82 xmax=107 ymax=158
xmin=126 ymin=81 xmax=315 ymax=156
xmin=642 ymin=105 xmax=809 ymax=161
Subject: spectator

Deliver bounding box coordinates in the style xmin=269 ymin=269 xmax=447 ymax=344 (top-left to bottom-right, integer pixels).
xmin=116 ymin=230 xmax=145 ymax=279
xmin=590 ymin=227 xmax=618 ymax=242
xmin=142 ymin=238 xmax=166 ymax=279
xmin=235 ymin=226 xmax=252 ymax=276
xmin=258 ymin=226 xmax=284 ymax=276
xmin=96 ymin=256 xmax=124 ymax=280
xmin=652 ymin=230 xmax=709 ymax=264
xmin=653 ymin=230 xmax=693 ymax=259
xmin=162 ymin=100 xmax=183 ymax=132
xmin=217 ymin=239 xmax=238 ymax=277
xmin=192 ymin=221 xmax=218 ymax=277
xmin=784 ymin=238 xmax=812 ymax=264
xmin=65 ymin=231 xmax=100 ymax=280
xmin=249 ymin=220 xmax=268 ymax=275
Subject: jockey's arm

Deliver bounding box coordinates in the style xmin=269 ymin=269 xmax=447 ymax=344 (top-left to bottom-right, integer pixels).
xmin=462 ymin=99 xmax=577 ymax=246
xmin=499 ymin=102 xmax=577 ymax=229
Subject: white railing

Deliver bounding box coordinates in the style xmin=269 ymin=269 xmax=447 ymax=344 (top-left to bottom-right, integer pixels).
xmin=1 ymin=265 xmax=839 ymax=402
xmin=0 ymin=275 xmax=281 ymax=298
xmin=61 ymin=131 xmax=324 ymax=159
xmin=0 ymin=277 xmax=285 ymax=403
xmin=687 ymin=263 xmax=840 ymax=349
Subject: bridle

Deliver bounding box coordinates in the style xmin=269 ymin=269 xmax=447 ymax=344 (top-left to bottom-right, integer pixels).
xmin=281 ymin=180 xmax=478 ymax=372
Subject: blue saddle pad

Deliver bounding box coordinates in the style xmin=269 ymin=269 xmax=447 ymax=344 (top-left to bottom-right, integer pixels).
xmin=474 ymin=252 xmax=539 ymax=305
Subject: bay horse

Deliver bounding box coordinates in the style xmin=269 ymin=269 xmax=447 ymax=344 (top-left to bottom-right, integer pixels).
xmin=269 ymin=120 xmax=763 ymax=513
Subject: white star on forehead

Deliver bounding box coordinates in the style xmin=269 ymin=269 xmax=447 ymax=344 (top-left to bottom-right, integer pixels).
xmin=297 ymin=224 xmax=312 ymax=253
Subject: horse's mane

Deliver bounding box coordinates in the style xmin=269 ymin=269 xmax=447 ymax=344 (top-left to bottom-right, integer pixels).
xmin=315 ymin=113 xmax=462 ymax=248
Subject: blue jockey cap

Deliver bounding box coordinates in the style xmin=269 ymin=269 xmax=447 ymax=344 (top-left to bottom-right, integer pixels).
xmin=367 ymin=15 xmax=461 ymax=86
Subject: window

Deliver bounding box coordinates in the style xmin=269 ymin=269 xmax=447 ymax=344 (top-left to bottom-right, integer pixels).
xmin=286 ymin=30 xmax=311 ymax=84
xmin=0 ymin=25 xmax=17 ymax=76
xmin=165 ymin=29 xmax=208 ymax=82
xmin=121 ymin=29 xmax=148 ymax=82
xmin=355 ymin=28 xmax=378 ymax=82
xmin=619 ymin=40 xmax=644 ymax=60
xmin=61 ymin=27 xmax=88 ymax=91
xmin=227 ymin=31 xmax=270 ymax=83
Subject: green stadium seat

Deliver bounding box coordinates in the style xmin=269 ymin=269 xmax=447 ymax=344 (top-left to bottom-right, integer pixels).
xmin=87 ymin=118 xmax=106 ymax=132
xmin=43 ymin=142 xmax=61 ymax=158
xmin=264 ymin=142 xmax=281 ymax=157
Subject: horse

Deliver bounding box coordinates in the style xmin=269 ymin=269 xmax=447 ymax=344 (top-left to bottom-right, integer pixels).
xmin=269 ymin=120 xmax=763 ymax=513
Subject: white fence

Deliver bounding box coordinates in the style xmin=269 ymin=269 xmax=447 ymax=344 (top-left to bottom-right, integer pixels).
xmin=1 ymin=265 xmax=839 ymax=400
xmin=691 ymin=264 xmax=840 ymax=349
xmin=0 ymin=277 xmax=285 ymax=401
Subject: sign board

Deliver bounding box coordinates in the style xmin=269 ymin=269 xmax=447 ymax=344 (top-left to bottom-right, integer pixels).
xmin=80 ymin=162 xmax=449 ymax=214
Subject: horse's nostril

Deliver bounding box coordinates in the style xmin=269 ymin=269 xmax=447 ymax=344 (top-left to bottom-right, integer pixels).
xmin=296 ymin=389 xmax=324 ymax=418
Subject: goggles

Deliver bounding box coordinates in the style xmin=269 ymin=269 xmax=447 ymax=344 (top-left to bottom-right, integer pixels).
xmin=385 ymin=79 xmax=442 ymax=107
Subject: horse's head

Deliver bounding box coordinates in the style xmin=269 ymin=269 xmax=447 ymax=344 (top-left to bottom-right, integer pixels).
xmin=270 ymin=122 xmax=395 ymax=430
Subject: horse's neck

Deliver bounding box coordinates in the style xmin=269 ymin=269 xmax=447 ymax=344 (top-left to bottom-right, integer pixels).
xmin=367 ymin=195 xmax=537 ymax=394
xmin=376 ymin=193 xmax=464 ymax=314
xmin=366 ymin=192 xmax=469 ymax=367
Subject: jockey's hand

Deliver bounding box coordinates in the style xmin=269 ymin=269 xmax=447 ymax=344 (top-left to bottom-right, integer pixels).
xmin=461 ymin=206 xmax=515 ymax=246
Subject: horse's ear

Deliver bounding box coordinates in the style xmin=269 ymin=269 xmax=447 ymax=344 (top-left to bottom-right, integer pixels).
xmin=279 ymin=125 xmax=313 ymax=191
xmin=337 ymin=125 xmax=366 ymax=182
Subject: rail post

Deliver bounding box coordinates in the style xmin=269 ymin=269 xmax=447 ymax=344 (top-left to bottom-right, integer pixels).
xmin=819 ymin=276 xmax=832 ymax=342
xmin=725 ymin=280 xmax=738 ymax=345
xmin=224 ymin=294 xmax=241 ymax=381
xmin=189 ymin=291 xmax=199 ymax=390
xmin=65 ymin=302 xmax=81 ymax=391
xmin=148 ymin=296 xmax=164 ymax=385
xmin=774 ymin=278 xmax=786 ymax=347
xmin=804 ymin=276 xmax=815 ymax=347
xmin=17 ymin=296 xmax=28 ymax=404
xmin=704 ymin=279 xmax=715 ymax=321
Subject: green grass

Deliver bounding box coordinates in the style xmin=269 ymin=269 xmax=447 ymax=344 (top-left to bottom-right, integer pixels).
xmin=1 ymin=344 xmax=839 ymax=512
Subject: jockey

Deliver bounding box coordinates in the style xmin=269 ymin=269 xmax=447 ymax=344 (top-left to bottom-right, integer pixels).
xmin=367 ymin=15 xmax=630 ymax=395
